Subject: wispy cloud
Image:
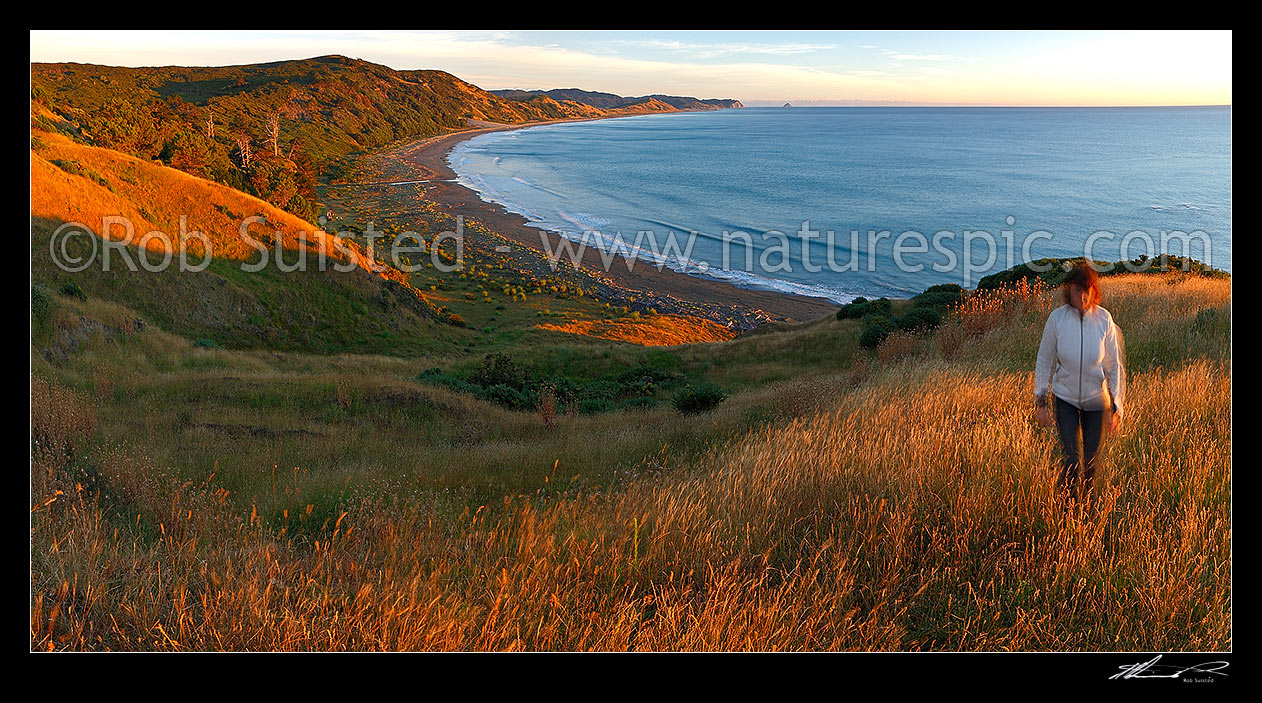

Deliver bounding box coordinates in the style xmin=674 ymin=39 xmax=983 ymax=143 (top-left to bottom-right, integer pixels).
xmin=880 ymin=49 xmax=959 ymax=61
xmin=29 ymin=30 xmax=1230 ymax=106
xmin=615 ymin=39 xmax=837 ymax=59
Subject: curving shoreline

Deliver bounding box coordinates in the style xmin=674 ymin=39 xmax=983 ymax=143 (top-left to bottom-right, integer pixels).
xmin=384 ymin=115 xmax=841 ymax=324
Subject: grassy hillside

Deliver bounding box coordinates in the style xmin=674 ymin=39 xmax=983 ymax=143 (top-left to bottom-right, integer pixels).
xmin=31 ymin=129 xmax=473 ymax=355
xmin=31 ymin=270 xmax=1231 ymax=650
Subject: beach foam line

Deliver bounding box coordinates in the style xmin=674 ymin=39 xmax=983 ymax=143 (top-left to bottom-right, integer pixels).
xmin=547 ymin=222 xmax=863 ymax=304
xmin=514 ymin=177 xmax=568 ymax=198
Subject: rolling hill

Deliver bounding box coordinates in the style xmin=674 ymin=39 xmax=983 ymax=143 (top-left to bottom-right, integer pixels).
xmin=31 ymin=127 xmax=466 ymax=355
xmin=31 ymin=56 xmax=743 ymax=223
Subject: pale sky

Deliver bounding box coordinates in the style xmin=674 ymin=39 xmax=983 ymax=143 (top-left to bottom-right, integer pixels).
xmin=29 ymin=30 xmax=1232 ymax=106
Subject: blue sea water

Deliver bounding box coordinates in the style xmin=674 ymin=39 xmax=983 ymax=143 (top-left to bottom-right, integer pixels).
xmin=448 ymin=107 xmax=1231 ymax=302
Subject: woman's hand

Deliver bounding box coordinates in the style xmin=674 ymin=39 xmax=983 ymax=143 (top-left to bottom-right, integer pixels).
xmin=1035 ymin=406 xmax=1053 ymax=428
xmin=1108 ymin=412 xmax=1123 ymax=436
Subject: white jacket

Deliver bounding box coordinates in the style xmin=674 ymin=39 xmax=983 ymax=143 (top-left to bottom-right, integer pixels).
xmin=1034 ymin=304 xmax=1125 ymax=415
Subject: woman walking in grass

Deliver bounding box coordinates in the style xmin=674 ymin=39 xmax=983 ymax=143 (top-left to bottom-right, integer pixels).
xmin=1034 ymin=260 xmax=1126 ymax=507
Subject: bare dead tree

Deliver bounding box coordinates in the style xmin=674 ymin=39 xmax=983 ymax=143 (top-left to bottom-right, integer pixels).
xmin=266 ymin=112 xmax=280 ymax=156
xmin=235 ymin=134 xmax=254 ymax=170
xmin=204 ymin=111 xmax=215 ymax=139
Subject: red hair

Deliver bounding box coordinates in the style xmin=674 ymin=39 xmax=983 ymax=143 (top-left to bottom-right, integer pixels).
xmin=1062 ymin=260 xmax=1102 ymax=309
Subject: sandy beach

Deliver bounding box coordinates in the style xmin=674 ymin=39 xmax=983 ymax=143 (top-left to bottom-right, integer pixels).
xmin=388 ymin=117 xmax=840 ymax=323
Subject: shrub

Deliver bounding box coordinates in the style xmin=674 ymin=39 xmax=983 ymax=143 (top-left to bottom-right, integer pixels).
xmin=912 ymin=284 xmax=964 ymax=311
xmin=87 ymin=170 xmax=111 ymax=189
xmin=193 ymin=338 xmax=220 ymax=349
xmin=836 ymin=303 xmax=865 ymax=320
xmin=480 ymin=383 xmax=532 ymax=410
xmin=836 ymin=296 xmax=870 ymax=320
xmin=671 ymin=382 xmax=727 ymax=414
xmin=59 ymin=281 xmax=88 ymax=301
xmin=577 ymin=397 xmax=615 ymax=415
xmin=859 ymin=315 xmax=896 ymax=349
xmin=896 ymin=307 xmax=942 ymax=332
xmin=615 ymin=366 xmax=679 ymax=396
xmin=582 ymin=379 xmax=619 ymax=401
xmin=32 ymin=285 xmax=51 ymax=328
xmin=50 ymin=159 xmax=85 ymax=178
xmin=842 ymin=297 xmax=894 ymax=321
xmin=470 ymin=353 xmax=530 ymax=391
xmin=618 ymin=396 xmax=662 ymax=411
xmin=428 ymin=374 xmax=480 ymax=396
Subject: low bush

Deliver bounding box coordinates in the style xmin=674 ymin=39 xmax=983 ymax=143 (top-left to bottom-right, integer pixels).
xmin=578 ymin=397 xmax=615 ymax=414
xmin=59 ymin=281 xmax=88 ymax=301
xmin=836 ymin=297 xmax=869 ymax=320
xmin=32 ymin=285 xmax=51 ymax=328
xmin=618 ymin=396 xmax=662 ymax=411
xmin=671 ymin=382 xmax=727 ymax=414
xmin=896 ymin=307 xmax=942 ymax=332
xmin=911 ymin=284 xmax=964 ymax=311
xmin=470 ymin=353 xmax=531 ymax=391
xmin=836 ymin=296 xmax=891 ymax=321
xmin=419 ymin=355 xmax=696 ymax=414
xmin=859 ymin=315 xmax=896 ymax=349
xmin=50 ymin=159 xmax=86 ymax=178
xmin=480 ymin=383 xmax=533 ymax=411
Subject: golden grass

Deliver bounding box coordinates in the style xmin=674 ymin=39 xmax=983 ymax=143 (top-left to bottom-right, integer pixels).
xmin=537 ymin=314 xmax=739 ymax=346
xmin=30 ymin=273 xmax=1231 ymax=651
xmin=31 ymin=132 xmax=433 ymax=301
xmin=954 ymin=277 xmax=1056 ymax=337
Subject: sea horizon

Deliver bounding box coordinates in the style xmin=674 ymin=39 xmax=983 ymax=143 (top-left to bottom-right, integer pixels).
xmin=448 ymin=105 xmax=1231 ymax=303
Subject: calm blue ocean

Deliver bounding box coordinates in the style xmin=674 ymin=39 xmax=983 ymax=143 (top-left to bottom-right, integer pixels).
xmin=448 ymin=107 xmax=1231 ymax=302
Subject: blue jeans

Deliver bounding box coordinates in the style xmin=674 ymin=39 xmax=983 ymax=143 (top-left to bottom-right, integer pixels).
xmin=1054 ymin=396 xmax=1104 ymax=503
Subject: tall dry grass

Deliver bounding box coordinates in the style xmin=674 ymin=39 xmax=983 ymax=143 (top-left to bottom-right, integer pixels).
xmin=30 ymin=273 xmax=1230 ymax=651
